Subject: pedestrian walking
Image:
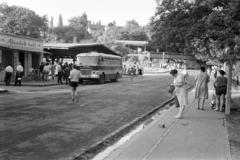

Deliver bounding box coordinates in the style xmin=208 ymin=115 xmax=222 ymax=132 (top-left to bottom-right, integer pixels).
xmin=15 ymin=62 xmax=24 ymax=86
xmin=194 ymin=66 xmax=210 ymax=110
xmin=214 ymin=70 xmax=227 ymax=112
xmin=4 ymin=65 xmax=13 ymax=86
xmin=170 ymin=69 xmax=188 ymax=119
xmin=69 ymin=65 xmax=81 ymax=103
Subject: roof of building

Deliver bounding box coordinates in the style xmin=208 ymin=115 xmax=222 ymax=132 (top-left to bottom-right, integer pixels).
xmin=115 ymin=40 xmax=149 ymax=46
xmin=43 ymin=43 xmax=121 ymax=58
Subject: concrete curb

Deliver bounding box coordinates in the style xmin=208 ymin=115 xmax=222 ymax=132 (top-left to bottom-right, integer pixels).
xmin=0 ymin=82 xmax=59 ymax=87
xmin=72 ymin=97 xmax=175 ymax=160
xmin=0 ymin=89 xmax=8 ymax=93
xmin=224 ymin=118 xmax=233 ymax=160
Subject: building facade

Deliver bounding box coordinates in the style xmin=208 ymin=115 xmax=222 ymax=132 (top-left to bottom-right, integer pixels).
xmin=0 ymin=33 xmax=43 ymax=80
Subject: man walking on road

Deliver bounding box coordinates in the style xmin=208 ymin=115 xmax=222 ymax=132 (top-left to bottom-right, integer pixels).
xmin=69 ymin=65 xmax=81 ymax=103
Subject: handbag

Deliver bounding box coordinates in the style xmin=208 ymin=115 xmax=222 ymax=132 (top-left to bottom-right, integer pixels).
xmin=168 ymin=85 xmax=175 ymax=94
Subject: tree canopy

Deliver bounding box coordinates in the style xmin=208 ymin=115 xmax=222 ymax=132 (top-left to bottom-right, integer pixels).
xmin=0 ymin=3 xmax=48 ymax=38
xmin=119 ymin=20 xmax=149 ymax=41
xmin=150 ymin=0 xmax=240 ymax=62
xmin=51 ymin=13 xmax=89 ymax=42
xmin=58 ymin=14 xmax=63 ymax=27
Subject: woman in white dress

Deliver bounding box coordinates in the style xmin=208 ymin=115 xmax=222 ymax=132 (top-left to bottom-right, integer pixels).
xmin=194 ymin=66 xmax=210 ymax=110
xmin=170 ymin=69 xmax=188 ymax=119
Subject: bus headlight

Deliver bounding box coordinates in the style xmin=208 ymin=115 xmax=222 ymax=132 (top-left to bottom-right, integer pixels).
xmin=91 ymin=71 xmax=100 ymax=78
xmin=92 ymin=71 xmax=99 ymax=75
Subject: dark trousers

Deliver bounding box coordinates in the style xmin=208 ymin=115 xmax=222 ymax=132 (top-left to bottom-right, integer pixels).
xmin=5 ymin=72 xmax=12 ymax=86
xmin=15 ymin=72 xmax=22 ymax=86
xmin=57 ymin=72 xmax=62 ymax=84
xmin=65 ymin=77 xmax=69 ymax=85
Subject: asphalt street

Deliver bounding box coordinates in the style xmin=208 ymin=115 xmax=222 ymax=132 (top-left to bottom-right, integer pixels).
xmin=0 ymin=74 xmax=187 ymax=160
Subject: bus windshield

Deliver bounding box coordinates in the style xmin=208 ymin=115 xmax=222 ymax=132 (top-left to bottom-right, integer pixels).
xmin=78 ymin=56 xmax=99 ymax=66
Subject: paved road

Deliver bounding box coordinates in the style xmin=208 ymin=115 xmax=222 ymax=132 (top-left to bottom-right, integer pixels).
xmin=0 ymin=74 xmax=192 ymax=160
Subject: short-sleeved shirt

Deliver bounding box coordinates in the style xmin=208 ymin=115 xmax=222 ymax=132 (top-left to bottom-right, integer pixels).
xmin=215 ymin=76 xmax=227 ymax=87
xmin=43 ymin=65 xmax=50 ymax=73
xmin=5 ymin=66 xmax=13 ymax=73
xmin=69 ymin=69 xmax=81 ymax=82
xmin=17 ymin=65 xmax=23 ymax=72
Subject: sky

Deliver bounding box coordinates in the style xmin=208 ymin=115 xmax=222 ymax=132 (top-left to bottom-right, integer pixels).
xmin=1 ymin=0 xmax=157 ymax=26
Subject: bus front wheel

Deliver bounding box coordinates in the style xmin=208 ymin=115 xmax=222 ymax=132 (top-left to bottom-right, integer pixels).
xmin=111 ymin=73 xmax=119 ymax=82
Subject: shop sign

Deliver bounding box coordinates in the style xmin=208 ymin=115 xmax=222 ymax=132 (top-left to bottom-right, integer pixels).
xmin=0 ymin=33 xmax=43 ymax=52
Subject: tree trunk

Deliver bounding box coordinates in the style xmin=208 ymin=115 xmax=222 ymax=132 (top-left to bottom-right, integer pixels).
xmin=225 ymin=61 xmax=233 ymax=115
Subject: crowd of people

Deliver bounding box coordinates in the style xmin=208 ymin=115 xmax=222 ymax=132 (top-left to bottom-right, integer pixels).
xmin=39 ymin=61 xmax=73 ymax=85
xmin=123 ymin=64 xmax=144 ymax=81
xmin=169 ymin=65 xmax=228 ymax=119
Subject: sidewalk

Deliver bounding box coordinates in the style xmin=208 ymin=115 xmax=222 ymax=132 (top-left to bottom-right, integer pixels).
xmin=94 ymin=89 xmax=232 ymax=160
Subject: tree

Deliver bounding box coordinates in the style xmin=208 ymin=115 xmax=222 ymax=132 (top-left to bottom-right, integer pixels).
xmin=150 ymin=0 xmax=200 ymax=53
xmin=97 ymin=25 xmax=122 ymax=47
xmin=150 ymin=0 xmax=240 ymax=114
xmin=190 ymin=0 xmax=240 ymax=114
xmin=119 ymin=20 xmax=149 ymax=41
xmin=0 ymin=3 xmax=48 ymax=38
xmin=68 ymin=12 xmax=89 ymax=40
xmin=50 ymin=17 xmax=54 ymax=28
xmin=58 ymin=14 xmax=63 ymax=27
xmin=52 ymin=26 xmax=77 ymax=43
xmin=112 ymin=45 xmax=131 ymax=57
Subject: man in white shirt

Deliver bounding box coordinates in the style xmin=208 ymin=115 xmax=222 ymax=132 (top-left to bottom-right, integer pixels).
xmin=5 ymin=65 xmax=13 ymax=85
xmin=69 ymin=65 xmax=81 ymax=103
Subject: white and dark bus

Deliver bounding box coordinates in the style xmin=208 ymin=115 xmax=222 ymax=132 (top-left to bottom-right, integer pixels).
xmin=77 ymin=52 xmax=122 ymax=84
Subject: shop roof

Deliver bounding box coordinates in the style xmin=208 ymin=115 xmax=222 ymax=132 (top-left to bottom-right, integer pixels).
xmin=114 ymin=40 xmax=148 ymax=46
xmin=43 ymin=43 xmax=121 ymax=58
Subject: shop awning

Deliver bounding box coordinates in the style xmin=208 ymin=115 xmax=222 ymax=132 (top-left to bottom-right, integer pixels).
xmin=43 ymin=43 xmax=121 ymax=58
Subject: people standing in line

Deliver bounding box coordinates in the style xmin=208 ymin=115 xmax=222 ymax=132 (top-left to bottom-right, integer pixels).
xmin=49 ymin=62 xmax=55 ymax=80
xmin=69 ymin=65 xmax=81 ymax=103
xmin=138 ymin=66 xmax=143 ymax=78
xmin=214 ymin=70 xmax=227 ymax=112
xmin=15 ymin=62 xmax=24 ymax=86
xmin=39 ymin=62 xmax=45 ymax=81
xmin=56 ymin=62 xmax=63 ymax=84
xmin=43 ymin=63 xmax=50 ymax=81
xmin=170 ymin=69 xmax=188 ymax=119
xmin=194 ymin=66 xmax=210 ymax=110
xmin=4 ymin=64 xmax=13 ymax=86
xmin=63 ymin=63 xmax=70 ymax=85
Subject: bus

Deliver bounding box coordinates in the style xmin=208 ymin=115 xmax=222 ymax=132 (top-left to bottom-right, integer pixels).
xmin=77 ymin=52 xmax=122 ymax=84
